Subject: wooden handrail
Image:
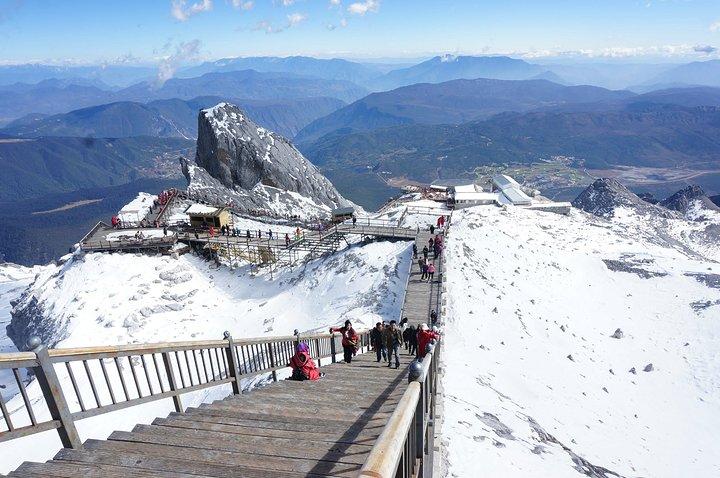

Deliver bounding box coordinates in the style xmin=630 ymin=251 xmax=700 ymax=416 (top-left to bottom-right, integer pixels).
xmin=0 ymin=328 xmax=370 ymax=447
xmin=357 ymin=383 xmax=421 ymax=478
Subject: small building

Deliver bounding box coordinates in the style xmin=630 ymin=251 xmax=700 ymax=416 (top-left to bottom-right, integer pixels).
xmin=453 ymin=191 xmax=499 ymax=209
xmin=331 ymin=206 xmax=355 ymax=223
xmin=430 ymin=179 xmax=474 ymax=192
xmin=185 ymin=204 xmax=232 ymax=229
xmin=491 ymin=174 xmax=532 ymax=206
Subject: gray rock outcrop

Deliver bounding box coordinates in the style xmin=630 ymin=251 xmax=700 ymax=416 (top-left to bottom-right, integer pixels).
xmin=572 ymin=178 xmax=679 ymax=219
xmin=186 ymin=102 xmax=354 ymax=218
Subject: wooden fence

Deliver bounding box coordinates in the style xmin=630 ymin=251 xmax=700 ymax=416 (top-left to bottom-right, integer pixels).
xmin=0 ymin=330 xmax=371 ymax=448
xmin=358 ymin=341 xmax=440 ymax=478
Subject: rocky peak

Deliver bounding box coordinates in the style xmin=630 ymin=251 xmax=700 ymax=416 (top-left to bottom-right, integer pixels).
xmin=659 ymin=185 xmax=720 ymax=217
xmin=193 ymin=102 xmax=352 ymax=214
xmin=572 ymin=178 xmax=679 ymax=219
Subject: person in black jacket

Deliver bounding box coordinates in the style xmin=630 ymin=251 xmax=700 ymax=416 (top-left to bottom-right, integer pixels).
xmin=370 ymin=322 xmax=387 ymax=362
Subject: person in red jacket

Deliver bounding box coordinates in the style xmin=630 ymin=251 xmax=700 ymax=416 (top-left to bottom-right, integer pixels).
xmin=330 ymin=320 xmax=359 ymax=363
xmin=288 ymin=342 xmax=323 ymax=381
xmin=417 ymin=323 xmax=439 ymax=359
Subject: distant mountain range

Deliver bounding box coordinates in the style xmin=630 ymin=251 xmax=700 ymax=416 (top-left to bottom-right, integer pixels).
xmin=0 ymin=64 xmax=156 ymax=88
xmin=641 ymin=60 xmax=720 ymax=89
xmin=295 ymin=78 xmax=635 ymax=144
xmin=372 ymin=55 xmax=550 ymax=90
xmin=0 ymin=70 xmax=364 ymax=125
xmin=302 ymin=103 xmax=720 ymax=184
xmin=2 ymin=96 xmax=345 ymax=140
xmin=0 ymin=136 xmax=193 ymax=202
xmin=178 ymin=56 xmax=384 ymax=86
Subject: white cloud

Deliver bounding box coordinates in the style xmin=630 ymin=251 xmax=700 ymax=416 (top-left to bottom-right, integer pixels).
xmin=171 ymin=0 xmax=213 ymax=22
xmin=254 ymin=12 xmax=307 ymax=34
xmin=347 ymin=0 xmax=379 ymax=15
xmin=516 ymin=44 xmax=720 ymax=59
xmin=327 ymin=17 xmax=348 ymax=30
xmin=711 ymin=20 xmax=720 ymax=32
xmin=157 ymin=39 xmax=202 ymax=85
xmin=287 ymin=12 xmax=307 ymax=26
xmin=231 ymin=0 xmax=254 ymax=10
xmin=329 ymin=0 xmax=341 ymax=5
xmin=281 ymin=0 xmax=295 ymax=5
xmin=694 ymin=45 xmax=717 ymax=54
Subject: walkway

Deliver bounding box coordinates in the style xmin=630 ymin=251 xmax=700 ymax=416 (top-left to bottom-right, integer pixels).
xmin=9 ymin=352 xmax=414 ymax=478
xmin=8 ymin=223 xmax=446 ymax=477
xmin=402 ymin=230 xmax=444 ymax=327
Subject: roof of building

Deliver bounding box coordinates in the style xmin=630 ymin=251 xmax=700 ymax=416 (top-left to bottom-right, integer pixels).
xmin=431 ymin=179 xmax=476 ymax=188
xmin=492 ymin=174 xmax=521 ymax=191
xmin=454 ymin=191 xmax=498 ymax=202
xmin=185 ymin=204 xmax=224 ymax=216
xmin=453 ymin=184 xmax=482 ymax=194
xmin=500 ymin=187 xmax=532 ymax=205
xmin=331 ymin=206 xmax=355 ymax=216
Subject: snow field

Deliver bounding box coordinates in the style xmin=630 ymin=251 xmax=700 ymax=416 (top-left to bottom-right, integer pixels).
xmin=441 ymin=205 xmax=720 ymax=478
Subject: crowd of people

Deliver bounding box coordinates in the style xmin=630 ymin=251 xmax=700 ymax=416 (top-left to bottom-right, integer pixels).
xmin=287 ymin=216 xmax=447 ymax=381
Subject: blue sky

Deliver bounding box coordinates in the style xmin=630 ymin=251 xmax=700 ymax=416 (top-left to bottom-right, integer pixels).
xmin=0 ymin=0 xmax=719 ymax=64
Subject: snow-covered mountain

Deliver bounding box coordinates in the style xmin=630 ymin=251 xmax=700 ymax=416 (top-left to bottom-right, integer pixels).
xmin=185 ymin=102 xmax=355 ymax=219
xmin=0 ymin=232 xmax=411 ymax=471
xmin=441 ymin=198 xmax=720 ymax=477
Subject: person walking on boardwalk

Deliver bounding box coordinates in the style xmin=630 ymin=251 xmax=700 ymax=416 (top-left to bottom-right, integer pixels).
xmin=400 ymin=318 xmax=409 ymax=349
xmin=370 ymin=322 xmax=387 ymax=363
xmin=330 ymin=320 xmax=359 ymax=363
xmin=384 ymin=320 xmax=403 ymax=369
xmin=422 ymin=245 xmax=429 ymax=260
xmin=421 ymin=261 xmax=429 ymax=281
xmin=412 ymin=242 xmax=418 ymax=258
xmin=430 ymin=310 xmax=438 ymax=326
xmin=430 ymin=224 xmax=435 ymax=235
xmin=352 ymin=215 xmax=357 ymax=227
xmin=246 ymin=229 xmax=251 ymax=238
xmin=288 ymin=342 xmax=323 ymax=381
xmin=269 ymin=229 xmax=273 ymax=240
xmin=285 ymin=233 xmax=291 ymax=247
xmin=427 ymin=262 xmax=436 ymax=282
xmin=406 ymin=325 xmax=418 ymax=356
xmin=417 ymin=323 xmax=440 ymax=359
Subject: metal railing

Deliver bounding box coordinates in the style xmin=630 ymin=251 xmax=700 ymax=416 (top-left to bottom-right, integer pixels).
xmin=358 ymin=342 xmax=440 ymax=478
xmin=0 ymin=330 xmax=370 ymax=448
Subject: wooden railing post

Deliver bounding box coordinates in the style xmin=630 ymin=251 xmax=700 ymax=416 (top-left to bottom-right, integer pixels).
xmin=161 ymin=351 xmax=183 ymax=412
xmin=330 ymin=333 xmax=337 ymax=363
xmin=28 ymin=337 xmax=82 ymax=449
xmin=224 ymin=332 xmax=242 ymax=393
xmin=266 ymin=341 xmax=278 ymax=382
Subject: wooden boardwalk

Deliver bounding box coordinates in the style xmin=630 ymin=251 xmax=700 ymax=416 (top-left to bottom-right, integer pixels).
xmin=6 ymin=227 xmax=446 ymax=478
xmin=402 ymin=230 xmax=443 ymax=327
xmin=9 ymin=352 xmax=414 ymax=478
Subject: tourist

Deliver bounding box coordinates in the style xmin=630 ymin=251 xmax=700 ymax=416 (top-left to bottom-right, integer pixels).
xmin=246 ymin=230 xmax=251 ymax=238
xmin=422 ymin=245 xmax=429 ymax=260
xmin=163 ymin=225 xmax=168 ymax=236
xmin=427 ymin=262 xmax=436 ymax=282
xmin=330 ymin=320 xmax=359 ymax=363
xmin=370 ymin=322 xmax=387 ymax=363
xmin=269 ymin=229 xmax=273 ymax=239
xmin=430 ymin=224 xmax=435 ymax=234
xmin=412 ymin=243 xmax=418 ymax=258
xmin=285 ymin=233 xmax=291 ymax=247
xmin=352 ymin=215 xmax=357 ymax=227
xmin=430 ymin=310 xmax=438 ymax=325
xmin=288 ymin=342 xmax=323 ymax=381
xmin=417 ymin=323 xmax=440 ymax=359
xmin=406 ymin=325 xmax=418 ymax=356
xmin=384 ymin=320 xmax=403 ymax=369
xmin=400 ymin=318 xmax=409 ymax=349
